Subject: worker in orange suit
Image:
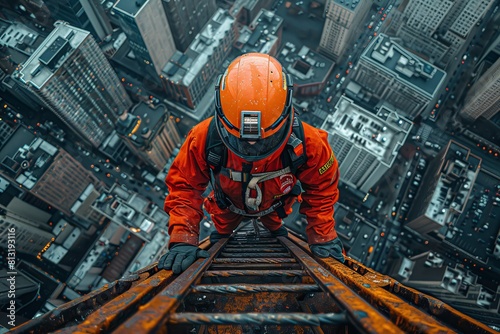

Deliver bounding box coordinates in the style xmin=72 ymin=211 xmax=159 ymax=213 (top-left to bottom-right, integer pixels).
xmin=158 ymin=53 xmax=344 ymax=274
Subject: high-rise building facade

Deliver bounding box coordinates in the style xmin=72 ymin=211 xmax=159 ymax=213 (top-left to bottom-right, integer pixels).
xmin=459 ymin=57 xmax=500 ymax=122
xmin=393 ymin=0 xmax=494 ymax=68
xmin=235 ymin=9 xmax=283 ymax=56
xmin=320 ymin=96 xmax=412 ymax=193
xmin=112 ymin=0 xmax=176 ymax=76
xmin=406 ymin=141 xmax=481 ymax=236
xmin=229 ymin=0 xmax=274 ymax=26
xmin=0 ymin=126 xmax=104 ymax=218
xmin=0 ymin=199 xmax=54 ymax=255
xmin=14 ymin=21 xmax=132 ymax=148
xmin=161 ymin=9 xmax=236 ymax=111
xmin=43 ymin=0 xmax=113 ymax=41
xmin=319 ymin=0 xmax=371 ymax=61
xmin=116 ymin=102 xmax=182 ymax=171
xmin=389 ymin=251 xmax=500 ymax=328
xmin=161 ymin=0 xmax=217 ymax=52
xmin=352 ymin=34 xmax=446 ymax=119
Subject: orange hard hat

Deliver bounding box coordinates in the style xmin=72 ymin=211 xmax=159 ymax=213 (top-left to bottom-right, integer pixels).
xmin=215 ymin=53 xmax=294 ymax=161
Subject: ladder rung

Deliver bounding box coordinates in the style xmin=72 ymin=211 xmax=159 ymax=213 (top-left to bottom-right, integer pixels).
xmin=210 ymin=263 xmax=302 ymax=270
xmin=224 ymin=244 xmax=285 ymax=249
xmin=203 ymin=269 xmax=306 ymax=277
xmin=213 ymin=258 xmax=296 ymax=264
xmin=220 ymin=252 xmax=290 ymax=258
xmin=222 ymin=247 xmax=287 ymax=253
xmin=192 ymin=284 xmax=320 ymax=294
xmin=167 ymin=312 xmax=347 ymax=326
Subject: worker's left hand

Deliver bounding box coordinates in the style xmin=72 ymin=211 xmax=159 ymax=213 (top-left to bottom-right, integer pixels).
xmin=310 ymin=238 xmax=345 ymax=263
xmin=158 ymin=243 xmax=209 ymax=274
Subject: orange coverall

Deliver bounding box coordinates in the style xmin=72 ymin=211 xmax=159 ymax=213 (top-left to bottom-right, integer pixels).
xmin=164 ymin=116 xmax=340 ymax=246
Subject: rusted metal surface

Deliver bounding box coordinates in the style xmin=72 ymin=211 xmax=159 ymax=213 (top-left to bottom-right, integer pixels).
xmin=11 ymin=221 xmax=497 ymax=334
xmin=112 ymin=241 xmax=227 ymax=334
xmin=52 ymin=270 xmax=177 ymax=333
xmin=10 ymin=278 xmax=134 ymax=334
xmin=289 ymin=233 xmax=498 ymax=334
xmin=279 ymin=237 xmax=404 ymax=334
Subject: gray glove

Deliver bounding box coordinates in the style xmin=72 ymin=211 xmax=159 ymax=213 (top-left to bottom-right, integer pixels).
xmin=310 ymin=238 xmax=345 ymax=263
xmin=158 ymin=243 xmax=209 ymax=274
xmin=270 ymin=225 xmax=288 ymax=237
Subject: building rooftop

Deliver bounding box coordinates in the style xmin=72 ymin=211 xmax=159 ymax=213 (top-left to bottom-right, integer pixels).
xmin=0 ymin=19 xmax=44 ymax=65
xmin=334 ymin=203 xmax=382 ymax=263
xmin=333 ymin=0 xmax=363 ymax=10
xmin=0 ymin=126 xmax=55 ymax=190
xmin=115 ymin=101 xmax=167 ymax=147
xmin=236 ymin=9 xmax=282 ymax=55
xmin=276 ymin=42 xmax=333 ymax=86
xmin=321 ymin=96 xmax=412 ymax=167
xmin=15 ymin=21 xmax=89 ymax=89
xmin=113 ymin=0 xmax=148 ymax=17
xmin=162 ymin=9 xmax=234 ymax=86
xmin=361 ymin=34 xmax=446 ymax=97
xmin=92 ymin=184 xmax=169 ymax=242
xmin=230 ymin=0 xmax=260 ymax=17
xmin=422 ymin=141 xmax=480 ymax=229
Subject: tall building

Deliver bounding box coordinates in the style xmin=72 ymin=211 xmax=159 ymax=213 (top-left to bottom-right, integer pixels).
xmin=161 ymin=0 xmax=217 ymax=52
xmin=0 ymin=267 xmax=40 ymax=328
xmin=459 ymin=57 xmax=500 ymax=122
xmin=320 ymin=96 xmax=412 ymax=193
xmin=112 ymin=0 xmax=176 ymax=76
xmin=116 ymin=101 xmax=182 ymax=171
xmin=0 ymin=197 xmax=54 ymax=255
xmin=388 ymin=251 xmax=500 ymax=328
xmin=406 ymin=141 xmax=481 ymax=236
xmin=276 ymin=44 xmax=334 ymax=97
xmin=0 ymin=20 xmax=48 ymax=109
xmin=319 ymin=0 xmax=371 ymax=61
xmin=352 ymin=34 xmax=446 ymax=120
xmin=14 ymin=21 xmax=132 ymax=148
xmin=0 ymin=19 xmax=44 ymax=75
xmin=43 ymin=0 xmax=113 ymax=41
xmin=0 ymin=126 xmax=104 ymax=218
xmin=229 ymin=0 xmax=274 ymax=26
xmin=66 ymin=184 xmax=170 ymax=291
xmin=235 ymin=9 xmax=283 ymax=56
xmin=392 ymin=0 xmax=494 ymax=68
xmin=161 ymin=9 xmax=236 ymax=112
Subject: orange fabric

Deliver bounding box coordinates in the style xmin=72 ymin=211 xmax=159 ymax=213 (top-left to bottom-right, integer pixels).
xmin=164 ymin=117 xmax=339 ymax=246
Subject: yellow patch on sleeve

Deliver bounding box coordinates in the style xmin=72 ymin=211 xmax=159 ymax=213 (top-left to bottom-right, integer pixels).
xmin=318 ymin=153 xmax=335 ymax=175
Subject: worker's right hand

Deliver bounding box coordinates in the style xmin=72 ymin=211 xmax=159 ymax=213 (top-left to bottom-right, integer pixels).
xmin=158 ymin=243 xmax=209 ymax=274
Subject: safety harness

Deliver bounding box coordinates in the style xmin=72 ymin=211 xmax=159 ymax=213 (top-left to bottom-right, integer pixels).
xmin=206 ymin=115 xmax=307 ymax=218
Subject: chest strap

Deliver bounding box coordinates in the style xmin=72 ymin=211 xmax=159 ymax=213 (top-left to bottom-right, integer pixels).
xmin=220 ymin=167 xmax=292 ymax=211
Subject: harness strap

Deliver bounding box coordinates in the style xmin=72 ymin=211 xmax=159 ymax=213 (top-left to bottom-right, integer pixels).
xmin=221 ymin=167 xmax=292 ymax=211
xmin=226 ymin=200 xmax=284 ymax=217
xmin=221 ymin=166 xmax=291 ymax=182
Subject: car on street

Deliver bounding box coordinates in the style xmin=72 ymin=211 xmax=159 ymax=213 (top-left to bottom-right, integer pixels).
xmin=120 ymin=173 xmax=128 ymax=179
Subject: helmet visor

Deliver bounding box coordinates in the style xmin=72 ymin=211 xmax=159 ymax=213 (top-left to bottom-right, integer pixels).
xmin=216 ymin=114 xmax=292 ymax=162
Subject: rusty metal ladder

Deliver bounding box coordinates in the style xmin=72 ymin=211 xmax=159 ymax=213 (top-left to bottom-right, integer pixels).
xmin=11 ymin=221 xmax=498 ymax=334
xmin=165 ymin=221 xmax=347 ymax=333
xmin=110 ymin=220 xmax=402 ymax=334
